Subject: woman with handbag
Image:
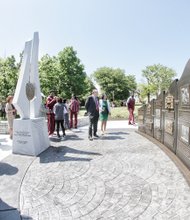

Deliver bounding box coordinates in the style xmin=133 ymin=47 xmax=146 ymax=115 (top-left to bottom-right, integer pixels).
xmin=99 ymin=94 xmax=111 ymax=135
xmin=5 ymin=95 xmax=16 ymax=139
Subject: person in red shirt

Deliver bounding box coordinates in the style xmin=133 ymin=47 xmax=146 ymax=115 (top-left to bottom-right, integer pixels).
xmin=69 ymin=95 xmax=80 ymax=129
xmin=127 ymin=94 xmax=135 ymax=125
xmin=46 ymin=91 xmax=57 ymax=135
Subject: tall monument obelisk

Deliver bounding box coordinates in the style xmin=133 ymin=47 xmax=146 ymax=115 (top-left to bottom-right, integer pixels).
xmin=12 ymin=32 xmax=49 ymax=156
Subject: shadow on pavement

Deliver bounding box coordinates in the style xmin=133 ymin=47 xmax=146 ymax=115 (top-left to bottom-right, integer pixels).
xmin=100 ymin=135 xmax=125 ymax=140
xmin=39 ymin=146 xmax=101 ymax=163
xmin=0 ymin=198 xmax=21 ymax=220
xmin=0 ymin=162 xmax=18 ymax=176
xmin=107 ymin=131 xmax=130 ymax=135
xmin=49 ymin=134 xmax=84 ymax=142
xmin=64 ymin=134 xmax=84 ymax=141
xmin=0 ymin=138 xmax=12 ymax=151
xmin=20 ymin=214 xmax=33 ymax=220
xmin=0 ymin=138 xmax=8 ymax=142
xmin=0 ymin=144 xmax=12 ymax=151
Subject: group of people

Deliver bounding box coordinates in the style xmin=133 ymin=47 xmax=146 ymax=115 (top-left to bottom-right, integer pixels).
xmin=85 ymin=89 xmax=111 ymax=140
xmin=85 ymin=89 xmax=135 ymax=141
xmin=46 ymin=91 xmax=80 ymax=139
xmin=45 ymin=89 xmax=113 ymax=140
xmin=3 ymin=89 xmax=135 ymax=140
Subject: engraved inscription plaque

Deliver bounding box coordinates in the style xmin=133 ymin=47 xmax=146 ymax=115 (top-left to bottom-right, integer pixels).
xmin=181 ymin=85 xmax=190 ymax=106
xmin=165 ymin=119 xmax=173 ymax=135
xmin=146 ymin=118 xmax=153 ymax=130
xmin=146 ymin=104 xmax=151 ymax=115
xmin=180 ymin=125 xmax=189 ymax=143
xmin=138 ymin=115 xmax=143 ymax=120
xmin=155 ymin=109 xmax=160 ymax=117
xmin=165 ymin=95 xmax=174 ymax=110
xmin=155 ymin=119 xmax=160 ymax=129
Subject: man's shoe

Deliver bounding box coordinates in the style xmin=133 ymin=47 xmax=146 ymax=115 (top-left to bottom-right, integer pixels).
xmin=93 ymin=134 xmax=99 ymax=138
xmin=88 ymin=136 xmax=93 ymax=141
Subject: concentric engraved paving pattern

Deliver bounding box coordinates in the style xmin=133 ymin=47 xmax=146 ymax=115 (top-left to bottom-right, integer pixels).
xmin=20 ymin=129 xmax=190 ymax=219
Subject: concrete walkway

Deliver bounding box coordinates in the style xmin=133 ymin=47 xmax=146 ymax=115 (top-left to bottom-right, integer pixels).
xmin=1 ymin=121 xmax=190 ymax=219
xmin=0 ymin=134 xmax=12 ymax=161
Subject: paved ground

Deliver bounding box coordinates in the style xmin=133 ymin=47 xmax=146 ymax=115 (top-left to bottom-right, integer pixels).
xmin=0 ymin=135 xmax=12 ymax=161
xmin=1 ymin=121 xmax=190 ymax=219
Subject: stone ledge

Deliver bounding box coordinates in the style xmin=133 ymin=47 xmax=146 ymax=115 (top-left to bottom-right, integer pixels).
xmin=0 ymin=121 xmax=8 ymax=134
xmin=0 ymin=116 xmax=89 ymax=134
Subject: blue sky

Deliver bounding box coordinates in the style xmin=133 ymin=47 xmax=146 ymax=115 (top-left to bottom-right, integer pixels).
xmin=1 ymin=0 xmax=190 ymax=82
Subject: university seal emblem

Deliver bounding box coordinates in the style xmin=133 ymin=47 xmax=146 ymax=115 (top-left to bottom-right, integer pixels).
xmin=26 ymin=82 xmax=35 ymax=100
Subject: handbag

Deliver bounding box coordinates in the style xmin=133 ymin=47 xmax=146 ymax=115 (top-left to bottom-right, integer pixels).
xmin=101 ymin=106 xmax=108 ymax=114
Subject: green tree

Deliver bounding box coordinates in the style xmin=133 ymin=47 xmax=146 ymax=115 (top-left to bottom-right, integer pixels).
xmin=137 ymin=83 xmax=157 ymax=103
xmin=93 ymin=67 xmax=137 ymax=100
xmin=141 ymin=64 xmax=176 ymax=99
xmin=39 ymin=54 xmax=60 ymax=96
xmin=83 ymin=76 xmax=96 ymax=96
xmin=57 ymin=47 xmax=87 ymax=98
xmin=0 ymin=56 xmax=19 ymax=100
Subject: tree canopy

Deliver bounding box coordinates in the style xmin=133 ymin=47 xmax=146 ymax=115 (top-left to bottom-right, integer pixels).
xmin=140 ymin=64 xmax=176 ymax=101
xmin=57 ymin=47 xmax=87 ymax=97
xmin=1 ymin=48 xmax=177 ymax=107
xmin=0 ymin=47 xmax=95 ymax=103
xmin=39 ymin=54 xmax=59 ymax=96
xmin=0 ymin=56 xmax=19 ymax=101
xmin=39 ymin=47 xmax=91 ymax=99
xmin=92 ymin=67 xmax=137 ymax=100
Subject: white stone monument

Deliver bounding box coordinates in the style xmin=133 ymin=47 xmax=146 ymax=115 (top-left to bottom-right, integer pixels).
xmin=12 ymin=32 xmax=49 ymax=156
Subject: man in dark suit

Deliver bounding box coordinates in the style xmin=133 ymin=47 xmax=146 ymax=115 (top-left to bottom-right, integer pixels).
xmin=85 ymin=89 xmax=99 ymax=140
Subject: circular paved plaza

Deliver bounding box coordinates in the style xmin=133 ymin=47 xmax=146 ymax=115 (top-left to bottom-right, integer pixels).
xmin=18 ymin=124 xmax=190 ymax=220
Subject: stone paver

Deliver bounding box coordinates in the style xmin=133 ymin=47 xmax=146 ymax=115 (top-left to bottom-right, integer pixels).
xmin=1 ymin=121 xmax=190 ymax=219
xmin=0 ymin=134 xmax=12 ymax=161
xmin=19 ymin=123 xmax=190 ymax=219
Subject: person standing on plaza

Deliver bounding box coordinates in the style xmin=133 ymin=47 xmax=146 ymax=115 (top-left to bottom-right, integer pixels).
xmin=99 ymin=94 xmax=111 ymax=135
xmin=69 ymin=95 xmax=80 ymax=129
xmin=46 ymin=91 xmax=57 ymax=135
xmin=53 ymin=97 xmax=65 ymax=139
xmin=127 ymin=93 xmax=135 ymax=125
xmin=85 ymin=89 xmax=99 ymax=141
xmin=5 ymin=95 xmax=16 ymax=139
xmin=0 ymin=102 xmax=6 ymax=119
xmin=63 ymin=99 xmax=70 ymax=129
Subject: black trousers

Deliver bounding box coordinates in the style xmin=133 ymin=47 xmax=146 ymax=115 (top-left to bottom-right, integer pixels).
xmin=88 ymin=115 xmax=99 ymax=137
xmin=55 ymin=120 xmax=65 ymax=136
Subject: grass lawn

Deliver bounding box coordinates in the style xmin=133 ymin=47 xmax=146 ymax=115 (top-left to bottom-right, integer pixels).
xmin=79 ymin=106 xmax=141 ymax=121
xmin=109 ymin=107 xmax=128 ymax=120
xmin=0 ymin=105 xmax=141 ymax=121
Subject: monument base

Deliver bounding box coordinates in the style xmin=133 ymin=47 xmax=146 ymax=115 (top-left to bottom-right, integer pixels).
xmin=13 ymin=117 xmax=49 ymax=156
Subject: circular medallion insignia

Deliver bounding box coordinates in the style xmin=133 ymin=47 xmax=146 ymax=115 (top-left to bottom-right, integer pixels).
xmin=26 ymin=82 xmax=35 ymax=100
